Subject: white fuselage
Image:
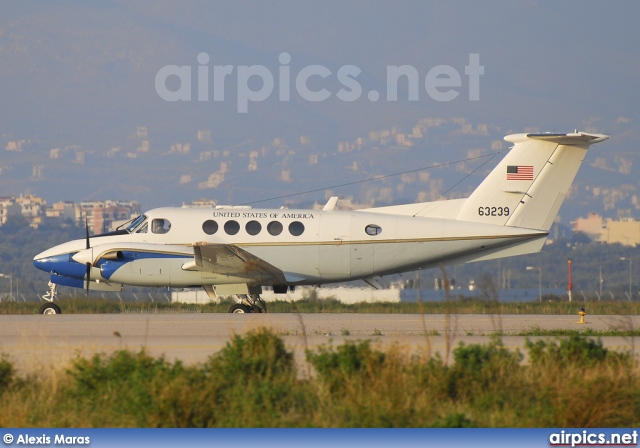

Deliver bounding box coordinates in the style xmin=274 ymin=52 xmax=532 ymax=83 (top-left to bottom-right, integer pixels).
xmin=35 ymin=206 xmax=547 ymax=289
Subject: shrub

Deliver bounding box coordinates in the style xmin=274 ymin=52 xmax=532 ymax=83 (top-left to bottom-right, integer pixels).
xmin=453 ymin=336 xmax=521 ymax=373
xmin=524 ymin=335 xmax=639 ymax=427
xmin=307 ymin=340 xmax=385 ymax=377
xmin=0 ymin=355 xmax=14 ymax=393
xmin=201 ymin=328 xmax=308 ymax=427
xmin=433 ymin=412 xmax=476 ymax=428
xmin=63 ymin=329 xmax=308 ymax=427
xmin=206 ymin=328 xmax=295 ymax=382
xmin=525 ymin=334 xmax=630 ymax=368
xmin=307 ymin=342 xmax=429 ymax=427
xmin=447 ymin=336 xmax=523 ymax=400
xmin=306 ymin=340 xmax=386 ymax=394
xmin=67 ymin=349 xmax=189 ymax=426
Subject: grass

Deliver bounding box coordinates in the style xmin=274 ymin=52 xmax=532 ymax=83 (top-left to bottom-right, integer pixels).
xmin=515 ymin=326 xmax=640 ymax=337
xmin=0 ymin=329 xmax=638 ymax=427
xmin=3 ymin=296 xmax=640 ymax=315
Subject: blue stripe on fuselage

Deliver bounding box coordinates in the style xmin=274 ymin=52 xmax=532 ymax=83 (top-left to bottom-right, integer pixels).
xmin=34 ymin=250 xmax=192 ymax=282
xmin=34 ymin=253 xmax=87 ymax=279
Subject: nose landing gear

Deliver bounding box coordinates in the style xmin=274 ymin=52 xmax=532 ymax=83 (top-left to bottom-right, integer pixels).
xmin=39 ymin=302 xmax=62 ymax=315
xmin=40 ymin=281 xmax=61 ymax=315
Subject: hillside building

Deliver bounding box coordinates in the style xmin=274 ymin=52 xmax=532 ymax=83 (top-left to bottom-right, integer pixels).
xmin=573 ymin=213 xmax=640 ymax=246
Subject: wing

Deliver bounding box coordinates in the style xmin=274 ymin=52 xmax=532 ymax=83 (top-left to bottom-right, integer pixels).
xmin=191 ymin=242 xmax=287 ymax=285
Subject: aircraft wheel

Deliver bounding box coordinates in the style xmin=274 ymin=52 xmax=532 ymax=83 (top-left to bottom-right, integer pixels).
xmin=229 ymin=304 xmax=252 ymax=314
xmin=39 ymin=303 xmax=62 ymax=315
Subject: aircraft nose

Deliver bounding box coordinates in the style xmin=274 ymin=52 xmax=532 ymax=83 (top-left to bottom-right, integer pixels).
xmin=33 ymin=253 xmax=87 ymax=279
xmin=33 ymin=252 xmax=59 ymax=273
xmin=33 ymin=255 xmax=52 ymax=273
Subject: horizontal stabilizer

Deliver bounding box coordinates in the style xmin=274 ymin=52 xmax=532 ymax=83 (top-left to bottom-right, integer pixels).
xmin=524 ymin=132 xmax=609 ymax=144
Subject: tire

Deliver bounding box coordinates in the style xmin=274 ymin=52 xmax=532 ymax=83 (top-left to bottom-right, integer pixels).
xmin=229 ymin=304 xmax=252 ymax=314
xmin=39 ymin=303 xmax=62 ymax=315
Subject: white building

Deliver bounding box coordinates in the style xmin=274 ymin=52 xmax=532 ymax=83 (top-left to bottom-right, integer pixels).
xmin=171 ymin=286 xmax=400 ymax=305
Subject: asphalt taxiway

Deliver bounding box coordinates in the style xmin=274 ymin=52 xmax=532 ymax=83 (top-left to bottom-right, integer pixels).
xmin=1 ymin=313 xmax=638 ymax=374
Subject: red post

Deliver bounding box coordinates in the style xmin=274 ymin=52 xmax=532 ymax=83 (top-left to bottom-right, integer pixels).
xmin=567 ymin=258 xmax=573 ymax=302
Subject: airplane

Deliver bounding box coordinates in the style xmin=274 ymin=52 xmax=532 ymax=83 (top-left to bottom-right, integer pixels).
xmin=33 ymin=131 xmax=609 ymax=314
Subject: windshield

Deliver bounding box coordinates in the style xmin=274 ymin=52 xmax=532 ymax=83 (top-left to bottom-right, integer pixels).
xmin=125 ymin=215 xmax=148 ymax=233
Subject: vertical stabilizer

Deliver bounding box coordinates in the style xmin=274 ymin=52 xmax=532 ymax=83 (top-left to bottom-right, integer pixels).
xmin=456 ymin=132 xmax=608 ymax=230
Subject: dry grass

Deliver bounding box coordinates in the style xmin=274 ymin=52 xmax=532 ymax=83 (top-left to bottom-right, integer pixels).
xmin=4 ymin=296 xmax=640 ymax=315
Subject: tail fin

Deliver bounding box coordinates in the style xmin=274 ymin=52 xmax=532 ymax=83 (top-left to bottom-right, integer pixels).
xmin=456 ymin=131 xmax=609 ymax=230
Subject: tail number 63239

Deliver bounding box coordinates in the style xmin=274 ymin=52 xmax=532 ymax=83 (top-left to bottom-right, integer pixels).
xmin=478 ymin=206 xmax=510 ymax=217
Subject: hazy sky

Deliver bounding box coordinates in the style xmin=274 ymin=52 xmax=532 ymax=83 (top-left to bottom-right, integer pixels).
xmin=0 ymin=1 xmax=638 ymax=212
xmin=1 ymin=1 xmax=638 ymax=144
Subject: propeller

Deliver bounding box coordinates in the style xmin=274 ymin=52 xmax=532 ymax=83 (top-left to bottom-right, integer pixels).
xmin=85 ymin=217 xmax=91 ymax=297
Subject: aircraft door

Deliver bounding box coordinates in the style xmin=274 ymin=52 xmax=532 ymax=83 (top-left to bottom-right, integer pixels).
xmin=351 ymin=242 xmax=374 ymax=277
xmin=317 ymin=213 xmax=351 ymax=278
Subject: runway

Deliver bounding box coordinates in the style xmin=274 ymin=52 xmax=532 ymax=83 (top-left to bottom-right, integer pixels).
xmin=1 ymin=313 xmax=638 ymax=374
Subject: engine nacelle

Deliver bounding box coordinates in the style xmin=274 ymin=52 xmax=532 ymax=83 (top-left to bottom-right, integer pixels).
xmin=102 ymin=251 xmax=124 ymax=261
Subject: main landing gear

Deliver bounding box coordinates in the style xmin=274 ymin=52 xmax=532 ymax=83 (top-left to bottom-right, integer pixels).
xmin=228 ymin=294 xmax=267 ymax=314
xmin=39 ymin=281 xmax=61 ymax=315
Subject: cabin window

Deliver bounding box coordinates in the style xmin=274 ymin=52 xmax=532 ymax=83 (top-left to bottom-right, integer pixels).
xmin=151 ymin=218 xmax=171 ymax=234
xmin=288 ymin=221 xmax=305 ymax=236
xmin=224 ymin=220 xmax=240 ymax=235
xmin=267 ymin=221 xmax=283 ymax=236
xmin=365 ymin=224 xmax=382 ymax=236
xmin=202 ymin=220 xmax=218 ymax=235
xmin=246 ymin=220 xmax=262 ymax=236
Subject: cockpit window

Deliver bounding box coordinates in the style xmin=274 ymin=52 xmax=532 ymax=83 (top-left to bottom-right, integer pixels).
xmin=136 ymin=223 xmax=148 ymax=233
xmin=151 ymin=218 xmax=171 ymax=234
xmin=126 ymin=215 xmax=148 ymax=233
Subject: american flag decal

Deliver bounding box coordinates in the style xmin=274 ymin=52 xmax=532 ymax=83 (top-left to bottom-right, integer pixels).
xmin=506 ymin=165 xmax=534 ymax=180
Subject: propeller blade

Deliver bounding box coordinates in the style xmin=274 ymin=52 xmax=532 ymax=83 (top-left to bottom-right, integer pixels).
xmin=85 ymin=217 xmax=90 ymax=249
xmin=86 ymin=262 xmax=91 ymax=297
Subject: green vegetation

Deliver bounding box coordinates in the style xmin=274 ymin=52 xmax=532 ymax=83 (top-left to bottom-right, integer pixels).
xmin=515 ymin=326 xmax=640 ymax=337
xmin=0 ymin=330 xmax=638 ymax=427
xmin=525 ymin=334 xmax=629 ymax=367
xmin=0 ymin=216 xmax=83 ymax=297
xmin=3 ymin=296 xmax=640 ymax=315
xmin=0 ymin=355 xmax=14 ymax=394
xmin=63 ymin=328 xmax=305 ymax=427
